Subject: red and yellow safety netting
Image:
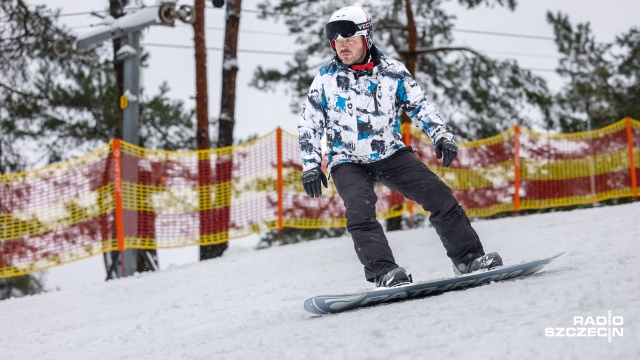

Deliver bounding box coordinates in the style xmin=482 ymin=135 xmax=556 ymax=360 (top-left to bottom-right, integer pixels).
xmin=408 ymin=117 xmax=639 ymax=218
xmin=1 ymin=117 xmax=638 ymax=277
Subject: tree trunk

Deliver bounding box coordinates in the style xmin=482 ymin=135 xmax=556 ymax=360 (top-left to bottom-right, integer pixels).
xmin=387 ymin=0 xmax=419 ymax=232
xmin=217 ymin=0 xmax=241 ymax=148
xmin=194 ymin=0 xmax=228 ymax=259
xmin=403 ymin=0 xmax=418 ymax=76
xmin=206 ymin=0 xmax=242 ymax=257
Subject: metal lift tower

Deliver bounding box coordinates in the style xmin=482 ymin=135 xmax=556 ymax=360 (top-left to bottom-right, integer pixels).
xmin=73 ymin=1 xmax=195 ymax=279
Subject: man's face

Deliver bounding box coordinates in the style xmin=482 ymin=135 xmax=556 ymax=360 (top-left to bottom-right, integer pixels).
xmin=334 ymin=35 xmax=366 ymax=65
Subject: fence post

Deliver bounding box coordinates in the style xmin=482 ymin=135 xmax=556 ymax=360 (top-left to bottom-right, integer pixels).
xmin=402 ymin=122 xmax=414 ymax=229
xmin=626 ymin=117 xmax=638 ymax=201
xmin=112 ymin=139 xmax=126 ymax=276
xmin=513 ymin=126 xmax=521 ymax=214
xmin=276 ymin=128 xmax=284 ymax=244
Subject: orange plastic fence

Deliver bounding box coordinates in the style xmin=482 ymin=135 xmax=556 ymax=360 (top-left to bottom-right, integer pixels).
xmin=1 ymin=118 xmax=638 ymax=277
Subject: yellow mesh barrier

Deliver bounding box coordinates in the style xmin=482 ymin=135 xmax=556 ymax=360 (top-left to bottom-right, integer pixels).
xmin=1 ymin=118 xmax=638 ymax=277
xmin=1 ymin=143 xmax=115 ymax=277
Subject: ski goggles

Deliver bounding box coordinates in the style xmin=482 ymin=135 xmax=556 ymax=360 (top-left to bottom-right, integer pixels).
xmin=324 ymin=20 xmax=372 ymax=41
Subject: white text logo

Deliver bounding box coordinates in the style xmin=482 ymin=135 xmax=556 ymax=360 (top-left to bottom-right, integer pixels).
xmin=545 ymin=310 xmax=623 ymax=343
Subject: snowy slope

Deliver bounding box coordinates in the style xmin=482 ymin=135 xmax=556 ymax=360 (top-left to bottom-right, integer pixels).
xmin=1 ymin=203 xmax=639 ymax=360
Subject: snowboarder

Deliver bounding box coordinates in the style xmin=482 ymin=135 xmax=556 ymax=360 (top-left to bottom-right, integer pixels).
xmin=298 ymin=6 xmax=502 ymax=288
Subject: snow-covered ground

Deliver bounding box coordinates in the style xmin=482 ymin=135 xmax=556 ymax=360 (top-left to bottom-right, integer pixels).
xmin=2 ymin=202 xmax=639 ymax=359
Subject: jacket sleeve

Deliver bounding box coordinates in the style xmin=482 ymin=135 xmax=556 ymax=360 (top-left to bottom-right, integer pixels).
xmin=298 ymin=74 xmax=327 ymax=172
xmin=394 ymin=62 xmax=454 ymax=144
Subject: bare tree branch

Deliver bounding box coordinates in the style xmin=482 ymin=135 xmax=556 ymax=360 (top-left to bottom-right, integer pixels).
xmin=0 ymin=81 xmax=31 ymax=97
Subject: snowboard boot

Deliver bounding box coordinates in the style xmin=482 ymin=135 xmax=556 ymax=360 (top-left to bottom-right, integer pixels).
xmin=374 ymin=267 xmax=413 ymax=288
xmin=453 ymin=252 xmax=503 ymax=276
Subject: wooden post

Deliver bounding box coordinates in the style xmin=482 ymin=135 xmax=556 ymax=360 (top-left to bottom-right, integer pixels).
xmin=513 ymin=126 xmax=521 ymax=214
xmin=626 ymin=117 xmax=638 ymax=200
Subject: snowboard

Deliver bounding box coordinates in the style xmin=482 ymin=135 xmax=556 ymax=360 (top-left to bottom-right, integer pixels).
xmin=304 ymin=252 xmax=564 ymax=315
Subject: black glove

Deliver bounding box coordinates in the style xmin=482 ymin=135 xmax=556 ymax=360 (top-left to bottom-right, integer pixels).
xmin=435 ymin=138 xmax=458 ymax=167
xmin=302 ymin=167 xmax=328 ymax=198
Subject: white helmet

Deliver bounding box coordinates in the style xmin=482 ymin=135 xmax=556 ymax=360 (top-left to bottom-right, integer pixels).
xmin=325 ymin=6 xmax=374 ymax=50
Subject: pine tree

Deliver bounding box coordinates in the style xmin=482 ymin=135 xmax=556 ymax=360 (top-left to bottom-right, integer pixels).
xmin=0 ymin=1 xmax=195 ymax=174
xmin=1 ymin=1 xmax=195 ymax=280
xmin=0 ymin=0 xmax=93 ymax=173
xmin=252 ymin=0 xmax=553 ymax=140
xmin=547 ymin=12 xmax=640 ymax=132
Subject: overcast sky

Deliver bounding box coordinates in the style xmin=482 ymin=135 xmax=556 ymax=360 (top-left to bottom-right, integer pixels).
xmin=28 ymin=0 xmax=640 ymax=142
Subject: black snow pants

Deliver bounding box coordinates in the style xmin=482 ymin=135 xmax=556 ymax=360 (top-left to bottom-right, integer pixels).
xmin=330 ymin=147 xmax=485 ymax=282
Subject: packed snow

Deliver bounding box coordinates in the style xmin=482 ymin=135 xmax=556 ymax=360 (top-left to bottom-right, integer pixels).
xmin=2 ymin=202 xmax=639 ymax=359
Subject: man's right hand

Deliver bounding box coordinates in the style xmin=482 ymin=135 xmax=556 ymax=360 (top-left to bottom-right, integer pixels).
xmin=302 ymin=167 xmax=328 ymax=198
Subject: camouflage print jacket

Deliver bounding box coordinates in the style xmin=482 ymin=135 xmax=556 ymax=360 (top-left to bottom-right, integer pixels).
xmin=298 ymin=46 xmax=453 ymax=174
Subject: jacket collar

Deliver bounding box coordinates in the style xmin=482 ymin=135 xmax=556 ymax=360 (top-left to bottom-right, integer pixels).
xmin=332 ymin=45 xmax=388 ymax=75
